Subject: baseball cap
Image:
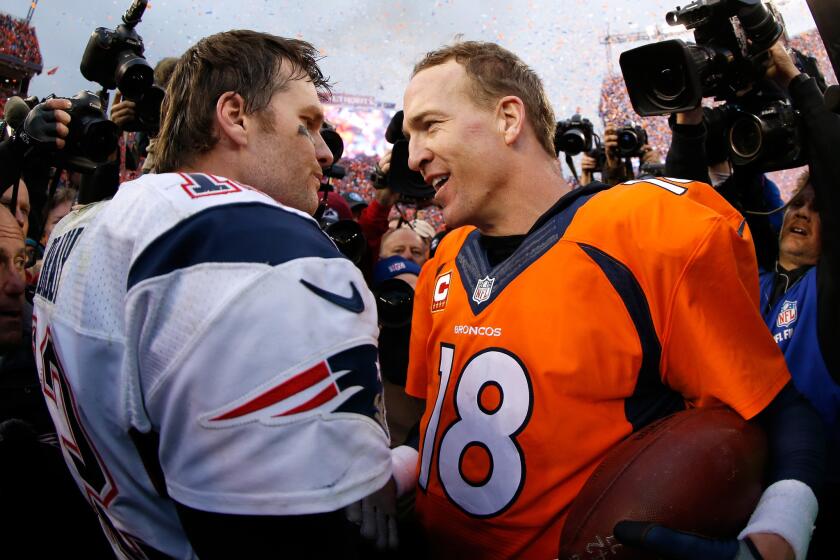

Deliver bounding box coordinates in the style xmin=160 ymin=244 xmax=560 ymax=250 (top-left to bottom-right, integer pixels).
xmin=320 ymin=191 xmax=353 ymax=225
xmin=342 ymin=191 xmax=368 ymax=210
xmin=373 ymin=255 xmax=421 ymax=287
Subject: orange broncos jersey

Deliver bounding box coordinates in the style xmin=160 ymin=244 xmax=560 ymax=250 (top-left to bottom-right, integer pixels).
xmin=405 ymin=179 xmax=791 ymax=559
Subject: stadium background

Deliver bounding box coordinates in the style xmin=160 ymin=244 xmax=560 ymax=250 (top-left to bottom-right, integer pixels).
xmin=1 ymin=1 xmax=836 ymax=231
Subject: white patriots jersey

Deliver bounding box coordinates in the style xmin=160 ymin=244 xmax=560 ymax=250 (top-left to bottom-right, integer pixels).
xmin=32 ymin=172 xmax=392 ymax=559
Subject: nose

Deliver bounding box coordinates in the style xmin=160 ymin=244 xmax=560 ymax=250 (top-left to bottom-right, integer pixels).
xmin=315 ymin=133 xmax=334 ymax=169
xmin=4 ymin=265 xmax=25 ymax=299
xmin=407 ymin=137 xmax=431 ymax=175
xmin=399 ymin=247 xmax=414 ymax=261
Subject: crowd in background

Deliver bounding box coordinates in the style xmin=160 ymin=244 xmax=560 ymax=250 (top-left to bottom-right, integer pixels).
xmin=0 ymin=13 xmax=41 ymax=67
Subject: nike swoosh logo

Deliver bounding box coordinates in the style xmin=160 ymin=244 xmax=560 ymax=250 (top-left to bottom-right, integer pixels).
xmin=300 ymin=279 xmax=365 ymax=314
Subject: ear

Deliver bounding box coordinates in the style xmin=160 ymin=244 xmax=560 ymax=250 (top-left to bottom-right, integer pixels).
xmin=215 ymin=92 xmax=248 ymax=148
xmin=496 ymin=96 xmax=526 ymax=146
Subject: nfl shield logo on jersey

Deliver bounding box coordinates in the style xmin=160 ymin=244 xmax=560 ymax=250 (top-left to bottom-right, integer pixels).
xmin=776 ymin=300 xmax=798 ymax=328
xmin=472 ymin=276 xmax=495 ymax=304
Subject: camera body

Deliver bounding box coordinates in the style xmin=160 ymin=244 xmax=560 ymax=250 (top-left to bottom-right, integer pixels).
xmin=80 ymin=0 xmax=162 ymax=134
xmin=45 ymin=91 xmax=120 ymax=172
xmin=555 ymin=114 xmax=595 ymax=155
xmin=616 ymin=124 xmax=648 ymax=157
xmin=620 ymin=0 xmax=783 ymax=116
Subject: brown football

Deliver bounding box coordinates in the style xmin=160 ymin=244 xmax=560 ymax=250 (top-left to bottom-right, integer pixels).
xmin=559 ymin=406 xmax=767 ymax=560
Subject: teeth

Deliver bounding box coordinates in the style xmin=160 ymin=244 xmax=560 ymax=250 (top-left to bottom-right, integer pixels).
xmin=432 ymin=176 xmax=450 ymax=189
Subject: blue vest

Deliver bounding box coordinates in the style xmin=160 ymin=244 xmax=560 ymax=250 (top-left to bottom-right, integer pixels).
xmin=760 ymin=268 xmax=840 ymax=446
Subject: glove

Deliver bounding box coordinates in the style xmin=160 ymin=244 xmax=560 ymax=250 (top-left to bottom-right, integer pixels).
xmin=614 ymin=521 xmax=764 ymax=560
xmin=14 ymin=98 xmax=72 ymax=153
xmin=344 ymin=476 xmax=399 ymax=550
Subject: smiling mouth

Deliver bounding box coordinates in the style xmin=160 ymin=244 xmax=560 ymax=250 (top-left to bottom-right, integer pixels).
xmin=432 ymin=176 xmax=450 ymax=190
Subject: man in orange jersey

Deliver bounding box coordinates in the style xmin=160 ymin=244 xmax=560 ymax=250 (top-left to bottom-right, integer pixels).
xmin=385 ymin=41 xmax=826 ymax=560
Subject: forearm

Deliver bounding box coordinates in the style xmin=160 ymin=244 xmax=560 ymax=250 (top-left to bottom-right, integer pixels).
xmin=790 ymin=76 xmax=840 ymax=381
xmin=665 ymin=122 xmax=711 ymax=183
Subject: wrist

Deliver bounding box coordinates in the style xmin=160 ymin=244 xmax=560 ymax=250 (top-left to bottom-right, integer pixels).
xmin=391 ymin=445 xmax=418 ymax=497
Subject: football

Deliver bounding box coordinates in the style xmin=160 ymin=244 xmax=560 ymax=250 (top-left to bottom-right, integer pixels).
xmin=559 ymin=406 xmax=767 ymax=560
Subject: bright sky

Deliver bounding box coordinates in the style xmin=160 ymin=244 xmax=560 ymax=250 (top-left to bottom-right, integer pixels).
xmin=4 ymin=0 xmax=821 ymax=129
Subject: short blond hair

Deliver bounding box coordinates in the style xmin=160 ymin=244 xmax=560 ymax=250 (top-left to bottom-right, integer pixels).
xmin=413 ymin=41 xmax=556 ymax=157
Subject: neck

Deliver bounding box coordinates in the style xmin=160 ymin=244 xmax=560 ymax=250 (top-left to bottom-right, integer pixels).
xmin=477 ymin=156 xmax=569 ymax=236
xmin=181 ymin=148 xmax=244 ymax=183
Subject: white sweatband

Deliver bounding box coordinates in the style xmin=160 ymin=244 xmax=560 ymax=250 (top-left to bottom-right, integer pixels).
xmin=391 ymin=445 xmax=419 ymax=497
xmin=738 ymin=479 xmax=818 ymax=560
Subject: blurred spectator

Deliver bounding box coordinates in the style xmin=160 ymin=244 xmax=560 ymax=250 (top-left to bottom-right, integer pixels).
xmin=343 ymin=191 xmax=368 ymax=219
xmin=0 ymin=178 xmax=30 ymax=237
xmin=0 ymin=13 xmax=41 ymax=67
xmin=0 ymin=206 xmax=109 ymax=556
xmin=39 ymin=186 xmax=76 ymax=246
xmin=379 ymin=226 xmax=428 ymax=267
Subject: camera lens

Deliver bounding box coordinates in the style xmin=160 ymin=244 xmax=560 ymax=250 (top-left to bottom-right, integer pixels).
xmin=729 ymin=114 xmax=764 ymax=161
xmin=324 ymin=220 xmax=366 ymax=265
xmin=78 ymin=118 xmax=120 ymax=162
xmin=115 ymin=51 xmax=154 ymax=99
xmin=618 ymin=130 xmax=638 ymax=152
xmin=559 ymin=129 xmax=586 ymax=155
xmin=652 ymin=67 xmax=686 ymax=102
xmin=375 ymin=279 xmax=415 ymax=329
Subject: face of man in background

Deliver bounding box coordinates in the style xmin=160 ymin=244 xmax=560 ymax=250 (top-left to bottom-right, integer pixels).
xmin=380 ymin=227 xmax=428 ymax=266
xmin=403 ymin=60 xmax=507 ymax=230
xmin=41 ymin=199 xmax=74 ymax=247
xmin=0 ymin=209 xmax=26 ymax=351
xmin=245 ymin=76 xmax=334 ymax=215
xmin=779 ymin=183 xmax=822 ymax=269
xmin=1 ymin=180 xmax=31 ymax=238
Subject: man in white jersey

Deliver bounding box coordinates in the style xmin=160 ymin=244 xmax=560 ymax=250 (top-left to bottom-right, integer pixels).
xmin=33 ymin=30 xmax=395 ymax=558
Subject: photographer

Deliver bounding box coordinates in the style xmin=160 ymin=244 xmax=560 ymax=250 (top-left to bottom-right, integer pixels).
xmin=667 ymin=40 xmax=839 ymax=558
xmin=580 ymin=125 xmax=661 ymax=186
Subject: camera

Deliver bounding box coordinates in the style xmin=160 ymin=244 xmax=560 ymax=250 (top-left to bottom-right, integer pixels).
xmin=44 ymin=91 xmax=120 ymax=173
xmin=320 ymin=122 xmax=347 ymax=180
xmin=616 ymin=123 xmax=648 ymax=157
xmin=620 ymin=0 xmax=783 ymax=116
xmin=379 ymin=111 xmax=435 ymax=202
xmin=704 ymin=88 xmax=804 ymax=171
xmin=554 ymin=114 xmax=595 ymax=155
xmin=80 ymin=0 xmax=163 ymax=134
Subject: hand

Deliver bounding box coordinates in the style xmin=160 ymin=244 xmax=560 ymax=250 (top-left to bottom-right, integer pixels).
xmin=110 ymin=91 xmax=137 ymax=130
xmin=378 ymin=149 xmax=392 ymax=175
xmin=375 ymin=187 xmax=400 ymax=207
xmin=765 ymin=41 xmax=801 ymax=89
xmin=17 ymin=98 xmax=72 ymax=150
xmin=640 ymin=144 xmax=662 ymax=165
xmin=344 ymin=477 xmax=399 ymax=550
xmin=614 ymin=521 xmax=794 ymax=560
xmin=580 ymin=153 xmax=598 ymax=172
xmin=603 ymin=126 xmax=620 ymax=166
xmin=675 ymin=105 xmax=704 ymax=126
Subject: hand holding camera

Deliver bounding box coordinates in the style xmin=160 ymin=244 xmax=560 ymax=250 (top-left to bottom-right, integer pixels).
xmin=15 ymin=98 xmax=72 ymax=152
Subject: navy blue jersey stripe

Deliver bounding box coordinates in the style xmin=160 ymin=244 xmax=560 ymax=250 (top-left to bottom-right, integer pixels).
xmin=128 ymin=202 xmax=341 ymax=290
xmin=578 ymin=243 xmax=685 ymax=431
xmin=455 ymin=184 xmax=610 ymax=316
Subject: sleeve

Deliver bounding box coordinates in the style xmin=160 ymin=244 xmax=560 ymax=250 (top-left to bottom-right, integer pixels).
xmin=791 ymin=75 xmax=840 ymax=380
xmin=404 ymin=256 xmax=436 ymax=400
xmin=660 ymin=213 xmax=791 ymax=420
xmin=664 ymin=120 xmax=712 ymax=184
xmin=122 ymin=203 xmax=392 ymax=516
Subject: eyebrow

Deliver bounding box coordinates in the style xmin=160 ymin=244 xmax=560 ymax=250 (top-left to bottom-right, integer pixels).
xmin=301 ymin=104 xmax=325 ymax=125
xmin=403 ymin=110 xmax=444 ymax=137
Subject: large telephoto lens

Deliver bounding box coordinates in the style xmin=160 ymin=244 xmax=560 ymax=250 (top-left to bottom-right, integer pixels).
xmin=620 ymin=40 xmax=706 ymax=116
xmin=729 ymin=114 xmax=764 ymax=161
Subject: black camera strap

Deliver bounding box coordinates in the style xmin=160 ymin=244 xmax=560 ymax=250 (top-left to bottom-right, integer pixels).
xmin=564 ymin=153 xmax=579 ymax=184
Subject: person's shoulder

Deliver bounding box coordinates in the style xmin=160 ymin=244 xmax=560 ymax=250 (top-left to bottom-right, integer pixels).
xmin=579 ymin=177 xmax=744 ymax=235
xmin=117 ymin=173 xmax=341 ymax=290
